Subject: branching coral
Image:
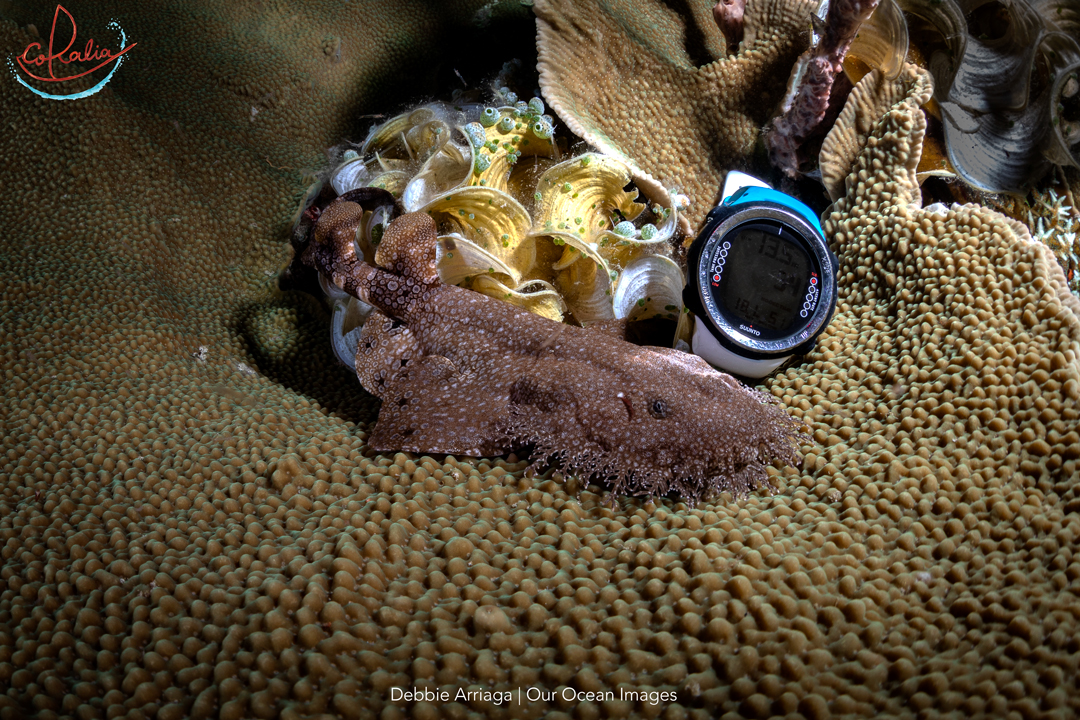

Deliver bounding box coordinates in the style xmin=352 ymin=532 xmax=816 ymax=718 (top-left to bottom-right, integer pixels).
xmin=1026 ymin=181 xmax=1080 ymax=292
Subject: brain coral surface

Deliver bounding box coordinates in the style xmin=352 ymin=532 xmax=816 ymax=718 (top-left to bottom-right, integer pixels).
xmin=1 ymin=3 xmax=1080 ymax=720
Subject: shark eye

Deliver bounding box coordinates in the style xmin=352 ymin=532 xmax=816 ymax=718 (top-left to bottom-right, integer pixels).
xmin=649 ymin=399 xmax=668 ymax=419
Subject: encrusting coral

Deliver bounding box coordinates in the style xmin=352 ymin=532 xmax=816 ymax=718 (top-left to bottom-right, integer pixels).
xmin=535 ymin=0 xmax=818 ymax=230
xmin=3 ymin=1 xmax=1080 ymax=718
xmin=818 ymin=63 xmax=933 ymax=202
xmin=300 ymin=200 xmax=804 ymax=502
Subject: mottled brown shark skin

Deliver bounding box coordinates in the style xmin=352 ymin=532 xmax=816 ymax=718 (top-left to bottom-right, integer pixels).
xmin=304 ymin=209 xmax=805 ymax=502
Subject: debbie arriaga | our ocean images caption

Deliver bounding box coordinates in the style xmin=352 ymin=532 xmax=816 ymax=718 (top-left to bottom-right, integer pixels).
xmin=389 ymin=686 xmax=680 ymax=706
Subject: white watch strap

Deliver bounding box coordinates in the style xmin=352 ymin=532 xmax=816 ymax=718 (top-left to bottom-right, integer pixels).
xmin=721 ymin=171 xmax=772 ymax=202
xmin=691 ymin=318 xmax=790 ymax=379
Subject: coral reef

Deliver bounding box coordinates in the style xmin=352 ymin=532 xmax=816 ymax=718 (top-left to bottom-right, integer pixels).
xmin=300 ymin=205 xmax=804 ymax=502
xmin=1026 ymin=181 xmax=1080 ymax=293
xmin=819 ymin=63 xmax=933 ymax=201
xmin=535 ymin=0 xmax=818 ymax=230
xmin=1 ymin=1 xmax=1080 ymax=719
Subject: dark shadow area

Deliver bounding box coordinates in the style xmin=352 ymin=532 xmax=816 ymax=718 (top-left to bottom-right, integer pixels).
xmin=343 ymin=2 xmax=541 ymax=144
xmin=667 ymin=0 xmax=724 ymax=67
xmin=783 ymin=174 xmax=834 ymax=218
xmin=233 ymin=292 xmax=381 ymax=427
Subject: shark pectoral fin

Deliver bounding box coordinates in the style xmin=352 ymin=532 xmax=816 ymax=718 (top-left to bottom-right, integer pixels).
xmin=353 ymin=310 xmax=422 ymax=399
xmin=368 ymin=355 xmax=509 ymax=456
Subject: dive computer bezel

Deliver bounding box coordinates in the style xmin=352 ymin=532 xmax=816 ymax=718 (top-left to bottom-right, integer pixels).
xmin=684 ymin=173 xmax=838 ymax=378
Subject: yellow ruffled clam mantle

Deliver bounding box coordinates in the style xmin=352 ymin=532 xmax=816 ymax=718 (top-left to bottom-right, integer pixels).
xmin=322 ymin=96 xmax=689 ymax=367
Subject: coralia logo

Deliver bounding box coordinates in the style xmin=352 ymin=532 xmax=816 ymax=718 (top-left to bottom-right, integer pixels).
xmin=8 ymin=4 xmax=136 ymax=100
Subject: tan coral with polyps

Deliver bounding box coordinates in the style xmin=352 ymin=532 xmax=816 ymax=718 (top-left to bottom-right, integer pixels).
xmin=536 ymin=0 xmax=818 ymax=230
xmin=3 ymin=4 xmax=1080 ymax=720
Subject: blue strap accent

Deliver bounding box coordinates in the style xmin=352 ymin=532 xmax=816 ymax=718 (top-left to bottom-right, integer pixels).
xmin=727 ymin=186 xmax=825 ymax=237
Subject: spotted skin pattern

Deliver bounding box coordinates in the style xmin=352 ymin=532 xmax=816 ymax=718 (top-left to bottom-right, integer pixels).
xmin=304 ymin=209 xmax=805 ymax=501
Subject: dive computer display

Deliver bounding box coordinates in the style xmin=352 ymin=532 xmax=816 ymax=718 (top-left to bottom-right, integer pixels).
xmin=685 ymin=172 xmax=838 ymax=379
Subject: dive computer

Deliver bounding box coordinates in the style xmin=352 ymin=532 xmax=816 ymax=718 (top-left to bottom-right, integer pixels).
xmin=684 ymin=172 xmax=838 ymax=379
